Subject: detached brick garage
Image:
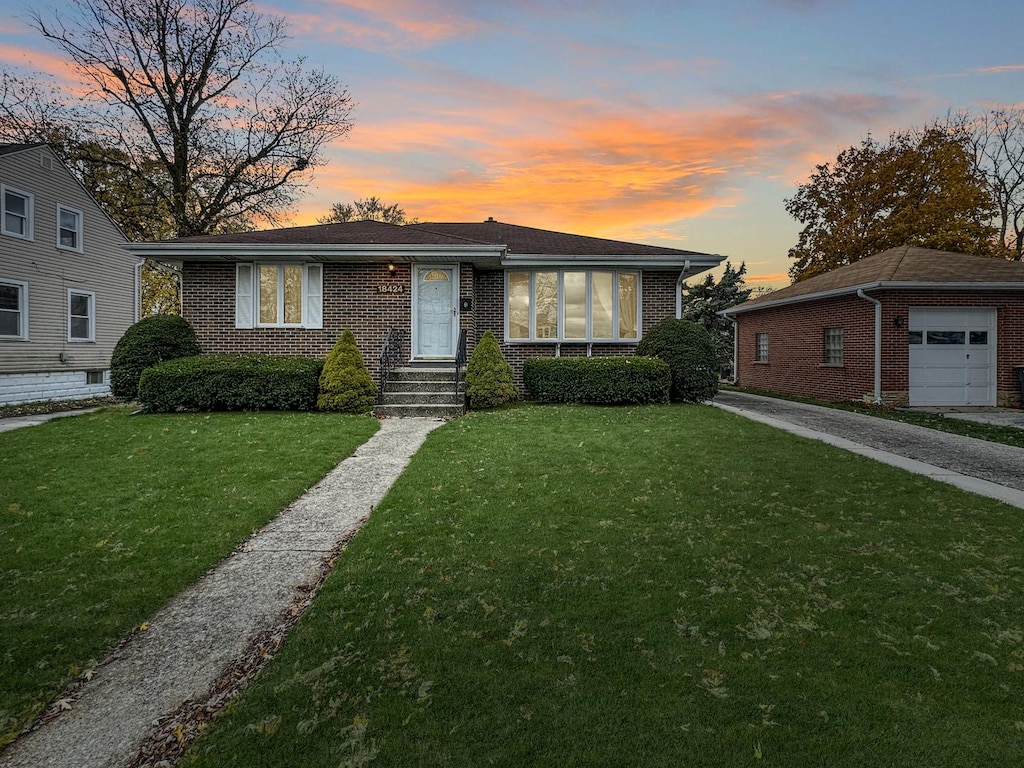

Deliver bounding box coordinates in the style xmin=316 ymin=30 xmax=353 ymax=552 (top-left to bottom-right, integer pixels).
xmin=722 ymin=247 xmax=1024 ymax=408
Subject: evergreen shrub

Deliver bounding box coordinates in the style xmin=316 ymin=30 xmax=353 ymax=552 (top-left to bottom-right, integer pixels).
xmin=317 ymin=330 xmax=377 ymax=414
xmin=464 ymin=331 xmax=517 ymax=409
xmin=523 ymin=356 xmax=670 ymax=405
xmin=110 ymin=314 xmax=201 ymax=399
xmin=138 ymin=355 xmax=323 ymax=412
xmin=635 ymin=318 xmax=719 ymax=402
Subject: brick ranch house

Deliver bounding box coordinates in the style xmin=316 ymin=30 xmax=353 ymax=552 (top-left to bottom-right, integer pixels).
xmin=722 ymin=246 xmax=1024 ymax=408
xmin=129 ymin=219 xmax=724 ymax=403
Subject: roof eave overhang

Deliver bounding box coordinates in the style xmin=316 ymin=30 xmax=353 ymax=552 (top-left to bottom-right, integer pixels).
xmin=128 ymin=242 xmax=506 ymax=266
xmin=721 ymin=280 xmax=1024 ymax=316
xmin=501 ymin=253 xmax=725 ymax=273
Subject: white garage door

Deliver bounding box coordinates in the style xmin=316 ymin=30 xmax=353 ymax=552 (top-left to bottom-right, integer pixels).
xmin=908 ymin=308 xmax=996 ymax=406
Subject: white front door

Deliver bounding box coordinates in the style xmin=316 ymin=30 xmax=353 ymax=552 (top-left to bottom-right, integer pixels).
xmin=908 ymin=308 xmax=997 ymax=406
xmin=413 ymin=266 xmax=457 ymax=358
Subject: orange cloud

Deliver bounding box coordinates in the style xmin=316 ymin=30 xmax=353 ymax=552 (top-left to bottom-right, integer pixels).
xmin=283 ymin=0 xmax=484 ymax=50
xmin=298 ymin=81 xmax=903 ymax=249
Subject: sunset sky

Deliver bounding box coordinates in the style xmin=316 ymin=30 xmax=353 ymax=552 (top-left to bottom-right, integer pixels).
xmin=1 ymin=0 xmax=1022 ymax=287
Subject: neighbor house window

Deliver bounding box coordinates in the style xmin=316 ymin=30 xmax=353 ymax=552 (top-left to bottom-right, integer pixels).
xmin=755 ymin=332 xmax=769 ymax=362
xmin=234 ymin=263 xmax=323 ymax=329
xmin=0 ymin=279 xmax=28 ymax=339
xmin=505 ymin=270 xmax=640 ymax=342
xmin=823 ymin=327 xmax=843 ymax=365
xmin=68 ymin=289 xmax=95 ymax=341
xmin=2 ymin=186 xmax=33 ymax=239
xmin=57 ymin=205 xmax=83 ymax=251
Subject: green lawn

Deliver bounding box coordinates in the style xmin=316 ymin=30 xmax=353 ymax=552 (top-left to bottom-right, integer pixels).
xmin=182 ymin=405 xmax=1024 ymax=767
xmin=0 ymin=407 xmax=379 ymax=746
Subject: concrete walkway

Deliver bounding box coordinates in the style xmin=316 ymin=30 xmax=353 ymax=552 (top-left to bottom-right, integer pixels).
xmin=0 ymin=417 xmax=443 ymax=768
xmin=0 ymin=408 xmax=100 ymax=433
xmin=713 ymin=391 xmax=1024 ymax=509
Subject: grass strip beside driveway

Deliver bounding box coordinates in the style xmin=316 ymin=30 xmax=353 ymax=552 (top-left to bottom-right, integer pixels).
xmin=0 ymin=407 xmax=379 ymax=746
xmin=183 ymin=405 xmax=1024 ymax=767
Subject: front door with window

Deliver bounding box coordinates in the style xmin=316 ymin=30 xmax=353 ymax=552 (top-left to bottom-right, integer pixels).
xmin=414 ymin=266 xmax=457 ymax=358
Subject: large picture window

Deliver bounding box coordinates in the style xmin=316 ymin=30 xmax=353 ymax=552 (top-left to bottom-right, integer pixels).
xmin=506 ymin=270 xmax=640 ymax=342
xmin=234 ymin=263 xmax=323 ymax=329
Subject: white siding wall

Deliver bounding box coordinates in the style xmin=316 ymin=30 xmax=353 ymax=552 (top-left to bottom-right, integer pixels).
xmin=0 ymin=146 xmax=135 ymax=402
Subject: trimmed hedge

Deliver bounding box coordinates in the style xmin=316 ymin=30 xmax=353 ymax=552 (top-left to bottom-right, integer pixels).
xmin=110 ymin=314 xmax=201 ymax=399
xmin=138 ymin=355 xmax=324 ymax=412
xmin=523 ymin=356 xmax=670 ymax=405
xmin=635 ymin=318 xmax=719 ymax=402
xmin=465 ymin=331 xmax=517 ymax=409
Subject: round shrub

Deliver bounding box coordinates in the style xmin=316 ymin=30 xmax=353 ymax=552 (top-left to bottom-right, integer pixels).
xmin=318 ymin=329 xmax=377 ymax=414
xmin=110 ymin=314 xmax=201 ymax=399
xmin=635 ymin=318 xmax=719 ymax=402
xmin=465 ymin=331 xmax=518 ymax=409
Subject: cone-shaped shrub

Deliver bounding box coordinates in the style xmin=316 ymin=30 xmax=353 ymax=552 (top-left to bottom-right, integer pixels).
xmin=465 ymin=331 xmax=518 ymax=409
xmin=110 ymin=314 xmax=201 ymax=399
xmin=635 ymin=318 xmax=719 ymax=402
xmin=317 ymin=330 xmax=377 ymax=413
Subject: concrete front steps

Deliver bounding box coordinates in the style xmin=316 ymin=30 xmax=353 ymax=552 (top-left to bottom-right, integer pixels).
xmin=374 ymin=366 xmax=465 ymax=419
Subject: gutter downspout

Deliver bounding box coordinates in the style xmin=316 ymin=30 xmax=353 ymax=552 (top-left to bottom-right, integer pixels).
xmin=675 ymin=260 xmax=691 ymax=319
xmin=727 ymin=314 xmax=738 ymax=384
xmin=134 ymin=259 xmax=146 ymax=322
xmin=856 ymin=289 xmax=882 ymax=404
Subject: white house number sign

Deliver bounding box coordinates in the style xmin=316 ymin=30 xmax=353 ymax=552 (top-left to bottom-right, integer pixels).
xmin=376 ymin=284 xmax=405 ymax=294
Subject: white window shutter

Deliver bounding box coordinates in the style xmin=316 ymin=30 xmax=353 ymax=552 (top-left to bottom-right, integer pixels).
xmin=235 ymin=264 xmax=254 ymax=329
xmin=304 ymin=264 xmax=323 ymax=329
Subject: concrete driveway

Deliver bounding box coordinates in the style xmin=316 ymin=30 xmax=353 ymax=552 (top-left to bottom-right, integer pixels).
xmin=712 ymin=390 xmax=1024 ymax=506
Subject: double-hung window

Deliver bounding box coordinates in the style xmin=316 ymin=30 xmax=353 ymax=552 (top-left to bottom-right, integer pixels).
xmin=234 ymin=263 xmax=323 ymax=329
xmin=0 ymin=279 xmax=28 ymax=339
xmin=2 ymin=186 xmax=33 ymax=239
xmin=823 ymin=327 xmax=843 ymax=365
xmin=58 ymin=205 xmax=83 ymax=251
xmin=68 ymin=289 xmax=95 ymax=342
xmin=506 ymin=269 xmax=640 ymax=342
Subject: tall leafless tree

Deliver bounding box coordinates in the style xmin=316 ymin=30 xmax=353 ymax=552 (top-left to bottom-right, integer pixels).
xmin=949 ymin=108 xmax=1024 ymax=261
xmin=24 ymin=0 xmax=354 ymax=237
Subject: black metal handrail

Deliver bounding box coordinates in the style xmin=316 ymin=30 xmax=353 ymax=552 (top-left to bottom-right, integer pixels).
xmin=454 ymin=328 xmax=468 ymax=397
xmin=378 ymin=328 xmax=404 ymax=403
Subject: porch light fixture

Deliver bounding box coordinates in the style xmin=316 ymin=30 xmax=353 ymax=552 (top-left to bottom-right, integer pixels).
xmin=387 ymin=262 xmax=396 ymax=273
xmin=893 ymin=315 xmax=905 ymax=328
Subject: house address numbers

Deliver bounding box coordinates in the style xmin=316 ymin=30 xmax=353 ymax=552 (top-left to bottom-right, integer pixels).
xmin=376 ymin=284 xmax=405 ymax=294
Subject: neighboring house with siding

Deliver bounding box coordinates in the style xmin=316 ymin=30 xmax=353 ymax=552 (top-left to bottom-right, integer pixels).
xmin=129 ymin=219 xmax=723 ymax=406
xmin=0 ymin=143 xmax=137 ymax=406
xmin=722 ymin=246 xmax=1024 ymax=408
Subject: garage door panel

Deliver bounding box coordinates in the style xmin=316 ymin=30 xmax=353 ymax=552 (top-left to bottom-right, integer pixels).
xmin=907 ymin=307 xmax=996 ymax=406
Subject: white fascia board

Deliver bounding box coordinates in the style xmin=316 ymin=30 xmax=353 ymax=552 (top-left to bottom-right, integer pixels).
xmin=501 ymin=253 xmax=725 ymax=270
xmin=720 ymin=280 xmax=1024 ymax=316
xmin=126 ymin=243 xmax=505 ymax=262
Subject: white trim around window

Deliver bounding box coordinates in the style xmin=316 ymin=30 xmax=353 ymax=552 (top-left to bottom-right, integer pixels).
xmin=504 ymin=269 xmax=642 ymax=343
xmin=68 ymin=289 xmax=96 ymax=342
xmin=57 ymin=204 xmax=84 ymax=252
xmin=1 ymin=185 xmax=34 ymax=240
xmin=234 ymin=263 xmax=323 ymax=329
xmin=0 ymin=278 xmax=29 ymax=340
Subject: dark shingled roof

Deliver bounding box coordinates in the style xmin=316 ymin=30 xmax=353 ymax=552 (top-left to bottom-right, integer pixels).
xmin=411 ymin=219 xmax=712 ymax=256
xmin=168 ymin=218 xmax=714 ymax=257
xmin=170 ymin=219 xmax=485 ymax=246
xmin=730 ymin=246 xmax=1024 ymax=313
xmin=0 ymin=142 xmax=48 ymax=157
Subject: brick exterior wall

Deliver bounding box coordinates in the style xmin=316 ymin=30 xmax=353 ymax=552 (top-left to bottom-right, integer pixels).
xmin=184 ymin=263 xmax=686 ymax=390
xmin=734 ymin=290 xmax=1024 ymax=407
